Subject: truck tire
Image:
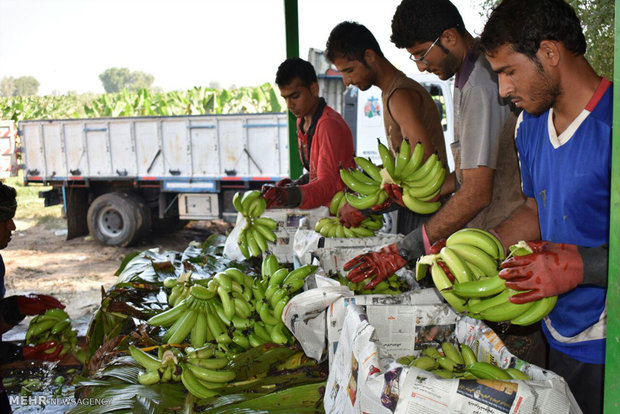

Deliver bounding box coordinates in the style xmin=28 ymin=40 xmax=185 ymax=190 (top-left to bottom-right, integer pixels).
xmin=87 ymin=192 xmax=147 ymax=246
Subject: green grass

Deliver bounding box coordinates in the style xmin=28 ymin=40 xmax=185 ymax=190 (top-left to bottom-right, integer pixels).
xmin=3 ymin=173 xmax=64 ymax=227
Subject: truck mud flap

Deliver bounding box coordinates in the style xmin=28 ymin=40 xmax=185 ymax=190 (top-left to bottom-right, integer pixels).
xmin=65 ymin=188 xmax=89 ymax=240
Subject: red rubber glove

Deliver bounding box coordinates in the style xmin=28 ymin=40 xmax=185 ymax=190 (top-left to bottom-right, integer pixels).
xmin=261 ymin=184 xmax=301 ymax=209
xmin=429 ymin=238 xmax=446 ymax=255
xmin=344 ymin=244 xmax=408 ymax=290
xmin=384 ymin=184 xmax=405 ymax=208
xmin=22 ymin=341 xmax=64 ymax=361
xmin=17 ymin=294 xmax=65 ymax=316
xmin=338 ymin=203 xmax=367 ymax=228
xmin=275 ymin=178 xmax=293 ymax=187
xmin=499 ymin=241 xmax=584 ymax=304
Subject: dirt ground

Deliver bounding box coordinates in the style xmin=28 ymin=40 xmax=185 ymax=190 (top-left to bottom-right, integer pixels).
xmin=2 ymin=218 xmax=232 ymax=322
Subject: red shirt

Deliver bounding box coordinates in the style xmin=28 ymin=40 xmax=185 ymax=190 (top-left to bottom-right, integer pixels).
xmin=296 ymin=105 xmax=355 ymax=209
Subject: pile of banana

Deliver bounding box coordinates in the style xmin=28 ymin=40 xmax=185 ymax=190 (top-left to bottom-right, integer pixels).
xmin=130 ymin=344 xmax=236 ymax=399
xmin=25 ymin=308 xmax=78 ymax=358
xmin=416 ymin=228 xmax=557 ymax=325
xmin=332 ymin=273 xmax=408 ymax=295
xmin=148 ymin=257 xmax=317 ymax=352
xmin=232 ymin=190 xmax=279 ymax=258
xmin=398 ymin=341 xmax=530 ymax=380
xmin=341 ymin=139 xmax=446 ymax=214
xmin=314 ymin=191 xmax=384 ymax=238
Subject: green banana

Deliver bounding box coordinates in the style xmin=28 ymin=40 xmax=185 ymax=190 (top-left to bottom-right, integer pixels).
xmin=460 ymin=344 xmax=477 ymax=367
xmin=467 ymin=362 xmax=512 ymax=380
xmin=437 ymin=356 xmax=464 ymax=372
xmin=137 ymin=370 xmax=161 ymax=385
xmin=431 ymin=263 xmax=466 ymax=313
xmin=377 ymin=139 xmax=395 ymax=178
xmin=439 ymin=246 xmax=474 ymax=283
xmin=421 ymin=347 xmax=442 ymax=360
xmin=354 ymin=156 xmax=383 ymax=183
xmin=510 ymin=296 xmax=557 ymax=326
xmin=452 ymin=275 xmax=506 ymax=298
xmin=269 ymin=323 xmax=289 ymax=345
xmin=441 ymin=342 xmax=464 ymax=365
xmin=400 ymin=141 xmax=424 ymax=178
xmin=446 ymin=228 xmax=501 ymax=261
xmin=167 ymin=308 xmax=198 ymax=344
xmin=411 ymin=355 xmax=439 ymax=370
xmin=479 ymin=298 xmax=535 ymax=323
xmin=340 ymin=168 xmax=380 ymax=195
xmin=129 ymin=346 xmax=162 ymax=371
xmin=407 ymin=153 xmax=438 ymax=182
xmin=186 ymin=362 xmax=235 ymax=383
xmin=180 ymin=363 xmax=219 ymax=399
xmin=240 ymin=190 xmax=261 ymax=216
xmin=329 ymin=191 xmax=346 ymax=215
xmin=402 ymin=191 xmax=441 ymax=214
xmin=467 ymin=289 xmax=511 ymax=314
xmin=393 ymin=138 xmax=411 ymax=179
xmin=254 ymin=217 xmax=278 ymax=231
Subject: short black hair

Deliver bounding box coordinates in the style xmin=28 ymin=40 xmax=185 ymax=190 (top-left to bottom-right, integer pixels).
xmin=391 ymin=0 xmax=465 ymax=49
xmin=325 ymin=21 xmax=384 ymax=64
xmin=275 ymin=57 xmax=318 ymax=88
xmin=480 ymin=0 xmax=586 ymax=59
xmin=0 ymin=184 xmax=16 ymax=202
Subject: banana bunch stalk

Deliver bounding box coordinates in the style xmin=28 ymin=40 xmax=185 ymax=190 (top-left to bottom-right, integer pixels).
xmin=333 ymin=273 xmax=408 ymax=295
xmin=25 ymin=308 xmax=78 ymax=357
xmin=315 ymin=193 xmax=383 ymax=238
xmin=398 ymin=341 xmax=531 ymax=380
xmin=416 ymin=229 xmax=557 ymax=325
xmin=148 ymin=258 xmax=317 ymax=352
xmin=232 ymin=190 xmax=278 ymax=258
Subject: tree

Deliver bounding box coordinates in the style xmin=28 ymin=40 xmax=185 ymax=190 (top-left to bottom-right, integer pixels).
xmin=99 ymin=67 xmax=131 ymax=93
xmin=128 ymin=71 xmax=154 ymax=91
xmin=99 ymin=67 xmax=155 ymax=93
xmin=0 ymin=77 xmax=16 ymax=97
xmin=14 ymin=76 xmax=40 ymax=96
xmin=476 ymin=0 xmax=614 ymax=79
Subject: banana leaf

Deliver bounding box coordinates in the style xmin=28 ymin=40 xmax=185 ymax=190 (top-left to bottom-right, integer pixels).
xmin=203 ymin=382 xmax=326 ymax=413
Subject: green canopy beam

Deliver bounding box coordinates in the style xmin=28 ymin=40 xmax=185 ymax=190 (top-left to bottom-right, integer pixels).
xmin=283 ymin=0 xmax=302 ymax=180
xmin=604 ymin=2 xmax=620 ymax=412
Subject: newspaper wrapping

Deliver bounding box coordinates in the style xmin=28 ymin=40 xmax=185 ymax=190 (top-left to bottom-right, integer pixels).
xmin=325 ymin=305 xmax=582 ymax=414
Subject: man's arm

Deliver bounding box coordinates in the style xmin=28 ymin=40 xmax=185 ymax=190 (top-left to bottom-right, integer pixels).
xmin=494 ymin=197 xmax=540 ymax=248
xmin=424 ymin=166 xmax=494 ymax=243
xmin=388 ymin=89 xmax=439 ymax=159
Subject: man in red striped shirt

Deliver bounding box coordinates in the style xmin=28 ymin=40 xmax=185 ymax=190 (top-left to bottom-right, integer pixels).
xmin=261 ymin=57 xmax=355 ymax=210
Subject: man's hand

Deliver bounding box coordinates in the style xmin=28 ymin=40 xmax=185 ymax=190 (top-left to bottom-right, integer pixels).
xmin=22 ymin=341 xmax=64 ymax=361
xmin=17 ymin=294 xmax=65 ymax=316
xmin=275 ymin=178 xmax=293 ymax=187
xmin=344 ymin=244 xmax=408 ymax=290
xmin=384 ymin=184 xmax=405 ymax=207
xmin=499 ymin=241 xmax=584 ymax=304
xmin=338 ymin=203 xmax=367 ymax=228
xmin=260 ymin=184 xmax=301 ymax=209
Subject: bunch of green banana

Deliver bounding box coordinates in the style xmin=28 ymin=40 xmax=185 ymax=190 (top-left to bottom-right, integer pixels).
xmin=25 ymin=308 xmax=78 ymax=357
xmin=314 ymin=212 xmax=383 ymax=238
xmin=416 ymin=229 xmax=557 ymax=325
xmin=148 ymin=258 xmax=317 ymax=352
xmin=232 ymin=190 xmax=279 ymax=258
xmin=397 ymin=341 xmax=531 ymax=380
xmin=130 ymin=343 xmax=236 ymax=398
xmin=332 ymin=272 xmax=408 ymax=295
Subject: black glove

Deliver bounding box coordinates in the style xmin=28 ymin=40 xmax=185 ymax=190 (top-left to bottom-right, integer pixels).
xmin=261 ymin=185 xmax=302 ymax=209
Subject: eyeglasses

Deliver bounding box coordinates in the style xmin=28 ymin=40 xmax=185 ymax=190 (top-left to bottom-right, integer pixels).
xmin=409 ymin=36 xmax=440 ymax=66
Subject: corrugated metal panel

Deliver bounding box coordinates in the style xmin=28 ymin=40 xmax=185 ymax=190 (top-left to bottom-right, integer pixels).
xmin=319 ymin=77 xmax=345 ymax=115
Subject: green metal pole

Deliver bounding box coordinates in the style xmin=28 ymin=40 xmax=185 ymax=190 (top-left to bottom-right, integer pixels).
xmin=283 ymin=0 xmax=302 ymax=180
xmin=604 ymin=2 xmax=620 ymax=413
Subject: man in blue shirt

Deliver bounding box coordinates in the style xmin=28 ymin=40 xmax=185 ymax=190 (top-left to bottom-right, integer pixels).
xmin=480 ymin=1 xmax=610 ymax=413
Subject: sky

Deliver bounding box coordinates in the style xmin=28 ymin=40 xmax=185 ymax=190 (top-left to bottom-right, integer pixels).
xmin=0 ymin=0 xmax=486 ymax=96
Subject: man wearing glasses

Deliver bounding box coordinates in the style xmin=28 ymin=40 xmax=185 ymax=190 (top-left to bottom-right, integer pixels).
xmin=388 ymin=0 xmax=540 ymax=364
xmin=325 ymin=21 xmax=448 ymax=237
